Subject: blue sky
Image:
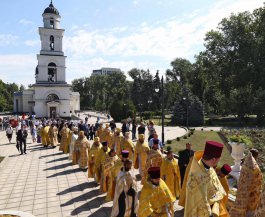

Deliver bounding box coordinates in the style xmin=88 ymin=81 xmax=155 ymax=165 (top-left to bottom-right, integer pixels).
xmin=0 ymin=0 xmax=264 ymax=87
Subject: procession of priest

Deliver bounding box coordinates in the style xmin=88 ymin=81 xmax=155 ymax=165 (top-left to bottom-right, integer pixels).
xmin=10 ymin=117 xmax=265 ymax=217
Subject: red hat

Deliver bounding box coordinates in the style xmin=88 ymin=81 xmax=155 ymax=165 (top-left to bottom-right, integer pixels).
xmin=102 ymin=141 xmax=108 ymax=146
xmin=121 ymin=150 xmax=129 ymax=158
xmin=203 ymin=141 xmax=224 ymax=159
xmin=221 ymin=164 xmax=232 ymax=175
xmin=148 ymin=167 xmax=160 ymax=179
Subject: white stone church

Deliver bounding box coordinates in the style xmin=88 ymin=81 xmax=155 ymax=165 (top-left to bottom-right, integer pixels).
xmin=14 ymin=1 xmax=80 ymax=118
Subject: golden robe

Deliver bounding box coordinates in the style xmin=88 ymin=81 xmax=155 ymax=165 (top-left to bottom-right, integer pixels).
xmin=88 ymin=142 xmax=102 ymax=181
xmin=113 ymin=134 xmax=123 ymax=156
xmin=69 ymin=133 xmax=78 ymax=161
xmin=142 ymin=149 xmax=163 ymax=184
xmin=230 ymin=153 xmax=263 ymax=217
xmin=138 ymin=179 xmax=175 ymax=217
xmin=134 ymin=140 xmax=150 ymax=177
xmin=218 ymin=174 xmax=230 ymax=217
xmin=100 ymin=155 xmax=119 ymax=193
xmin=254 ymin=190 xmax=265 ymax=217
xmin=96 ymin=127 xmax=104 ymax=142
xmin=95 ymin=147 xmax=110 ymax=184
xmin=178 ymin=154 xmax=193 ymax=207
xmin=75 ymin=137 xmax=90 ymax=169
xmin=106 ymin=158 xmax=124 ymax=201
xmin=59 ymin=127 xmax=70 ymax=153
xmin=161 ymin=157 xmax=181 ymax=199
xmin=104 ymin=132 xmax=114 ymax=149
xmin=40 ymin=126 xmax=46 ymax=145
xmin=111 ymin=169 xmax=139 ymax=217
xmin=44 ymin=126 xmax=50 ymax=146
xmin=48 ymin=126 xmax=58 ymax=147
xmin=184 ymin=151 xmax=227 ymax=217
xmin=121 ymin=138 xmax=135 ymax=161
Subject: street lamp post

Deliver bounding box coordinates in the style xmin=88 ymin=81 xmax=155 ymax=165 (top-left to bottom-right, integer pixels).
xmin=183 ymin=97 xmax=189 ymax=129
xmin=155 ymin=74 xmax=165 ymax=145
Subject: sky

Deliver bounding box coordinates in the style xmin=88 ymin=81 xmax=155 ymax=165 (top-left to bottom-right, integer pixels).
xmin=0 ymin=0 xmax=264 ymax=87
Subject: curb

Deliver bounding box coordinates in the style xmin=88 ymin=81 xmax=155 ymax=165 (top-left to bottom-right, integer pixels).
xmin=0 ymin=210 xmax=36 ymax=217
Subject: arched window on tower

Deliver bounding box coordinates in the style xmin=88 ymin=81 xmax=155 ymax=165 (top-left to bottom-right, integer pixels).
xmin=50 ymin=18 xmax=54 ymax=28
xmin=46 ymin=94 xmax=59 ymax=102
xmin=48 ymin=62 xmax=57 ymax=82
xmin=50 ymin=35 xmax=54 ymax=51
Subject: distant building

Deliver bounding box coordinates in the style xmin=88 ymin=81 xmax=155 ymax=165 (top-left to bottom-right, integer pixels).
xmin=13 ymin=1 xmax=80 ymax=118
xmin=91 ymin=68 xmax=122 ymax=76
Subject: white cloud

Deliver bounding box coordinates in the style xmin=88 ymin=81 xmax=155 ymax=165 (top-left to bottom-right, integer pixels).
xmin=0 ymin=54 xmax=36 ymax=86
xmin=25 ymin=40 xmax=39 ymax=47
xmin=0 ymin=34 xmax=18 ymax=46
xmin=19 ymin=19 xmax=33 ymax=25
xmin=64 ymin=0 xmax=264 ymax=62
xmin=132 ymin=0 xmax=139 ymax=6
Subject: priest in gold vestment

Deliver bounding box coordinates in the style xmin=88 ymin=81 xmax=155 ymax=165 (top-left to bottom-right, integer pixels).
xmin=111 ymin=159 xmax=138 ymax=217
xmin=134 ymin=134 xmax=150 ymax=178
xmin=161 ymin=146 xmax=181 ymax=199
xmin=113 ymin=128 xmax=123 ymax=157
xmin=100 ymin=148 xmax=119 ymax=193
xmin=138 ymin=167 xmax=175 ymax=217
xmin=59 ymin=123 xmax=70 ymax=153
xmin=48 ymin=123 xmax=58 ymax=148
xmin=229 ymin=152 xmax=263 ymax=217
xmin=106 ymin=150 xmax=130 ymax=201
xmin=121 ymin=132 xmax=135 ymax=161
xmin=74 ymin=131 xmax=90 ymax=170
xmin=184 ymin=141 xmax=228 ymax=217
xmin=95 ymin=141 xmax=110 ymax=185
xmin=88 ymin=137 xmax=102 ymax=181
xmin=216 ymin=164 xmax=232 ymax=217
xmin=142 ymin=139 xmax=163 ymax=184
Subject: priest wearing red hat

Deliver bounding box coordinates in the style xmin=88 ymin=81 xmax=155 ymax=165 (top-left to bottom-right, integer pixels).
xmin=138 ymin=167 xmax=175 ymax=217
xmin=216 ymin=164 xmax=232 ymax=217
xmin=184 ymin=141 xmax=228 ymax=217
xmin=111 ymin=159 xmax=138 ymax=217
xmin=141 ymin=139 xmax=163 ymax=184
xmin=106 ymin=150 xmax=130 ymax=201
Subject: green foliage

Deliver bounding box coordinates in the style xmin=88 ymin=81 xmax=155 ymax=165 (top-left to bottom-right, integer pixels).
xmin=0 ymin=80 xmax=19 ymax=112
xmin=183 ymin=135 xmax=187 ymax=139
xmin=176 ymin=137 xmax=180 ymax=141
xmin=172 ymin=87 xmax=204 ymax=126
xmin=109 ymin=100 xmax=136 ymax=122
xmin=229 ymin=135 xmax=252 ymax=145
xmin=166 ymin=140 xmax=172 ymax=144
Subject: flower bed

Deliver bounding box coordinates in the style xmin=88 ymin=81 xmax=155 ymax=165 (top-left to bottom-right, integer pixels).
xmin=221 ymin=128 xmax=265 ymax=174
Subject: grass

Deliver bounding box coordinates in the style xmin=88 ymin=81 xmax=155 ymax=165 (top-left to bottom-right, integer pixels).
xmin=169 ymin=131 xmax=234 ymax=166
xmin=0 ymin=157 xmax=4 ymax=163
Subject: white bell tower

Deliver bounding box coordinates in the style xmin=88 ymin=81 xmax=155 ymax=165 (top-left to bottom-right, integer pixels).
xmin=33 ymin=1 xmax=78 ymax=118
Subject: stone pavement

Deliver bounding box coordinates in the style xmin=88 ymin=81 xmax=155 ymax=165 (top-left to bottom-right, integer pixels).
xmin=0 ymin=131 xmax=184 ymax=217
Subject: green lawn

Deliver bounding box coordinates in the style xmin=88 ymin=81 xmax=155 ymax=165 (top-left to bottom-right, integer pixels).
xmin=169 ymin=131 xmax=234 ymax=166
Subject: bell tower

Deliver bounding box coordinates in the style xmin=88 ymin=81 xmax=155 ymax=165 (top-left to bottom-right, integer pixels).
xmin=36 ymin=0 xmax=66 ymax=84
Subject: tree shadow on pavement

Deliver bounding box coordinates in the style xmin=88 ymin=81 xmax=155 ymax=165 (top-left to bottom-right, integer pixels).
xmin=46 ymin=156 xmax=69 ymax=163
xmin=61 ymin=189 xmax=100 ymax=207
xmin=47 ymin=168 xmax=82 ymax=178
xmin=70 ymin=195 xmax=106 ymax=215
xmin=89 ymin=206 xmax=112 ymax=217
xmin=44 ymin=162 xmax=72 ymax=171
xmin=57 ymin=182 xmax=98 ymax=195
xmin=39 ymin=152 xmax=64 ymax=159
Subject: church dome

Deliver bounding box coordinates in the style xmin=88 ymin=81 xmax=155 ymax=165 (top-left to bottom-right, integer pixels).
xmin=43 ymin=1 xmax=59 ymax=15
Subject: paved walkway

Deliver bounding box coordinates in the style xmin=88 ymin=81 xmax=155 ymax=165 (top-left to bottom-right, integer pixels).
xmin=0 ymin=130 xmax=184 ymax=217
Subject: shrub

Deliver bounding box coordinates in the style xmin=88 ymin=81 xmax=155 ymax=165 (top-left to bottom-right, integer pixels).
xmin=167 ymin=140 xmax=172 ymax=144
xmin=183 ymin=135 xmax=187 ymax=139
xmin=177 ymin=137 xmax=180 ymax=141
xmin=201 ymin=128 xmax=204 ymax=131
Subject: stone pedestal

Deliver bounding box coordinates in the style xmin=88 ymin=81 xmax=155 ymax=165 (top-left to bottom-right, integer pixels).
xmin=229 ymin=142 xmax=245 ymax=182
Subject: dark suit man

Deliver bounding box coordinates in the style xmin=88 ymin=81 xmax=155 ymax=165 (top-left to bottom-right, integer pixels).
xmin=178 ymin=143 xmax=194 ymax=186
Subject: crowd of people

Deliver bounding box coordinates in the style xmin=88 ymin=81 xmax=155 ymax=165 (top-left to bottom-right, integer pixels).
xmin=3 ymin=115 xmax=265 ymax=217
